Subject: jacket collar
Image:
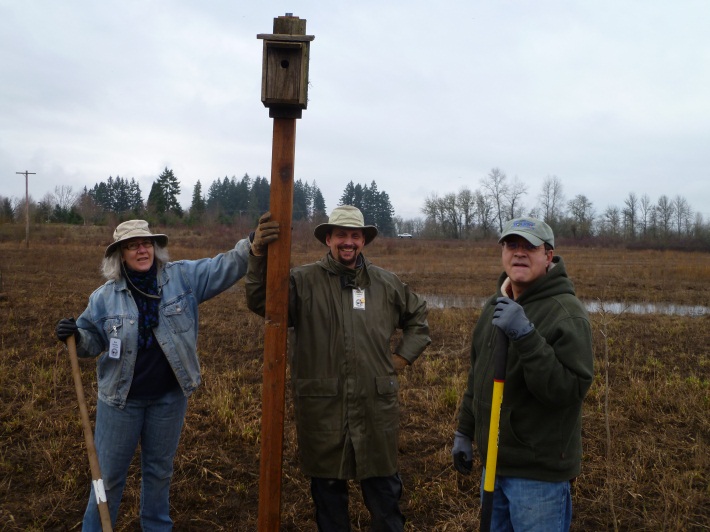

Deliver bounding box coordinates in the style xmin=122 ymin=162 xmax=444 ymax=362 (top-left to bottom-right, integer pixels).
xmin=113 ymin=263 xmax=169 ymax=292
xmin=318 ymin=252 xmax=372 ymax=288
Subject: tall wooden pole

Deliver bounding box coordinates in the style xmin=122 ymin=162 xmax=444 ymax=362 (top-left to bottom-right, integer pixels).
xmin=258 ymin=118 xmax=296 ymax=530
xmin=16 ymin=170 xmax=35 ymax=248
xmin=256 ymin=15 xmax=313 ymax=531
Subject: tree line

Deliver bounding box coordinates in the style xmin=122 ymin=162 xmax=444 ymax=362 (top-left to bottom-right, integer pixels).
xmin=0 ymin=168 xmax=398 ymax=236
xmin=400 ymin=169 xmax=708 ymax=249
xmin=1 ymin=166 xmax=707 ymax=248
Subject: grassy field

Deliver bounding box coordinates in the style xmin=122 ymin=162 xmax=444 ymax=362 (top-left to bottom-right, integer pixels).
xmin=1 ymin=224 xmax=708 ymax=530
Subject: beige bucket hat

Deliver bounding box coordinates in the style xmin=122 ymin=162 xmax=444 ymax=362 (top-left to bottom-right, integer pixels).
xmin=313 ymin=205 xmax=378 ymax=246
xmin=104 ymin=220 xmax=169 ymax=257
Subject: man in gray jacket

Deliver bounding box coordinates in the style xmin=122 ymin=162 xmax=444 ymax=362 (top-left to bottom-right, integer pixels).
xmin=247 ymin=205 xmax=430 ymax=531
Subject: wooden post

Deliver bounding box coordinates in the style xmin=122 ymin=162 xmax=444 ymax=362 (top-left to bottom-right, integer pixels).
xmin=256 ymin=15 xmax=314 ymax=531
xmin=258 ymin=118 xmax=296 ymax=530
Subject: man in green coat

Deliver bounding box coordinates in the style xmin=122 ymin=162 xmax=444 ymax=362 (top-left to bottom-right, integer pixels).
xmin=452 ymin=217 xmax=594 ymax=531
xmin=247 ymin=205 xmax=430 ymax=531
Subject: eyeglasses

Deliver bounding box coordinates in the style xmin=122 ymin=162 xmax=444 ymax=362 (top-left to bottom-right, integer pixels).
xmin=123 ymin=239 xmax=154 ymax=251
xmin=502 ymin=240 xmax=542 ymax=252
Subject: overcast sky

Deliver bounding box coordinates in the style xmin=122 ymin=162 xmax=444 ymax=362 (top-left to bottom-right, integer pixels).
xmin=2 ymin=1 xmax=709 ymax=221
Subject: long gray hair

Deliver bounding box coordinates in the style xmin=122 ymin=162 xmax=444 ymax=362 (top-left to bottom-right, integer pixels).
xmin=101 ymin=243 xmax=170 ymax=281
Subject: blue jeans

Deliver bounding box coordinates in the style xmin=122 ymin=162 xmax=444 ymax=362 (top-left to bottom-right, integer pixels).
xmin=83 ymin=388 xmax=188 ymax=531
xmin=480 ymin=469 xmax=572 ymax=532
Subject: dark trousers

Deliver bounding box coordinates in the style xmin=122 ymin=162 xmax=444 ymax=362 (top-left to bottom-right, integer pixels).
xmin=310 ymin=474 xmax=405 ymax=532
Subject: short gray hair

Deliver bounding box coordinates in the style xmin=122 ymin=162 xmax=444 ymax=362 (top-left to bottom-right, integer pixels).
xmin=101 ymin=243 xmax=170 ymax=281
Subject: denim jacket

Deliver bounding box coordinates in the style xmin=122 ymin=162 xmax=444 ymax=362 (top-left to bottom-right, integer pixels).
xmin=75 ymin=238 xmax=250 ymax=408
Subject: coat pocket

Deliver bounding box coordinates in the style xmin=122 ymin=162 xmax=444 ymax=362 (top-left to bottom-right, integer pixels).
xmin=374 ymin=376 xmax=400 ymax=428
xmin=294 ymin=378 xmax=341 ymax=431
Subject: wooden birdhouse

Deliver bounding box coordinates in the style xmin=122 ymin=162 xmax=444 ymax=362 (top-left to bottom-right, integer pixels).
xmin=257 ymin=14 xmax=315 ymax=119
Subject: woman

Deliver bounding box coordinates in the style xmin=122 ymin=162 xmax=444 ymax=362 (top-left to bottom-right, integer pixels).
xmin=55 ymin=218 xmax=278 ymax=530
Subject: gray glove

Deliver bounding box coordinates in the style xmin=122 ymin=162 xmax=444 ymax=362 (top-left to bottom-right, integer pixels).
xmin=452 ymin=431 xmax=473 ymax=475
xmin=55 ymin=317 xmax=79 ymax=343
xmin=492 ymin=297 xmax=534 ymax=340
xmin=250 ymin=211 xmax=280 ymax=256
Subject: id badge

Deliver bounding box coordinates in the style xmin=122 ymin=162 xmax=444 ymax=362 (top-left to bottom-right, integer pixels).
xmin=353 ymin=288 xmax=366 ymax=310
xmin=109 ymin=337 xmax=122 ymax=359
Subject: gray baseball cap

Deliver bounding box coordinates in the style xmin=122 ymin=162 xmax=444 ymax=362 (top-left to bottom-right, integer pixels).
xmin=498 ymin=217 xmax=554 ymax=249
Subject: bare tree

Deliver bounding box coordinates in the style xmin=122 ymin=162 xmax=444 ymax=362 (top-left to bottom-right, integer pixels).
xmin=474 ymin=189 xmax=495 ymax=237
xmin=639 ymin=193 xmax=652 ymax=238
xmin=75 ymin=188 xmax=101 ymax=225
xmin=672 ymin=195 xmax=692 ymax=236
xmin=601 ymin=206 xmax=621 ymax=237
xmin=538 ymin=175 xmax=565 ymax=227
xmin=504 ymin=176 xmax=528 ymax=221
xmin=53 ymin=185 xmax=79 ymax=212
xmin=567 ymin=194 xmax=595 ymax=238
xmin=622 ymin=192 xmax=638 ymax=240
xmin=442 ymin=192 xmax=461 ymax=238
xmin=656 ymin=195 xmax=675 ymax=237
xmin=423 ymin=193 xmax=460 ymax=238
xmin=455 ymin=187 xmax=476 ymax=238
xmin=692 ymin=212 xmax=705 ymax=238
xmin=422 ymin=193 xmax=446 ymax=229
xmin=480 ymin=168 xmax=509 ymax=232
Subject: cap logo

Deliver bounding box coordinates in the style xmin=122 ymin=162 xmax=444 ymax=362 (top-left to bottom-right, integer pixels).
xmin=513 ymin=220 xmax=535 ymax=229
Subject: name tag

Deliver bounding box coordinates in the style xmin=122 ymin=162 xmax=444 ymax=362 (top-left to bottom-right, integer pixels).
xmin=353 ymin=288 xmax=366 ymax=310
xmin=109 ymin=337 xmax=122 ymax=359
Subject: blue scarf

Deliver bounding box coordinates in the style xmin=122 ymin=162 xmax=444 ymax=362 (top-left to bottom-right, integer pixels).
xmin=124 ymin=262 xmax=160 ymax=350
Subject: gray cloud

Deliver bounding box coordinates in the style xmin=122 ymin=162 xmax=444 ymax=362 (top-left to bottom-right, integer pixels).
xmin=1 ymin=1 xmax=708 ymax=220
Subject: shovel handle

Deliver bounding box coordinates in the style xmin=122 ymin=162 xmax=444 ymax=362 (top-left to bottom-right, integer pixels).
xmin=480 ymin=327 xmax=509 ymax=532
xmin=67 ymin=336 xmax=113 ymax=532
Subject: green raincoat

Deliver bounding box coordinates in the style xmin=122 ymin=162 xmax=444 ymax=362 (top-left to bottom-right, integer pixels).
xmin=246 ymin=252 xmax=430 ymax=480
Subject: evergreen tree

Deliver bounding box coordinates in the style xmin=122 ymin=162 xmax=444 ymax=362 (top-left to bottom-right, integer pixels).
xmin=88 ymin=176 xmax=143 ymax=215
xmin=111 ymin=176 xmax=131 ymax=212
xmin=153 ymin=167 xmax=183 ymax=217
xmin=0 ymin=197 xmax=14 ymax=223
xmin=90 ymin=181 xmax=110 ymax=211
xmin=311 ymin=181 xmax=327 ymax=221
xmin=234 ymin=174 xmax=251 ymax=216
xmin=128 ymin=178 xmax=144 ymax=212
xmin=374 ymin=189 xmax=395 ymax=236
xmin=340 ymin=181 xmax=356 ymax=206
xmin=206 ymin=176 xmax=230 ymax=215
xmin=189 ymin=180 xmax=206 ymax=223
xmin=147 ymin=181 xmax=167 ymax=215
xmin=337 ymin=180 xmax=395 ymax=235
xmin=248 ymin=176 xmax=270 ymax=217
xmin=293 ymin=179 xmax=310 ymax=220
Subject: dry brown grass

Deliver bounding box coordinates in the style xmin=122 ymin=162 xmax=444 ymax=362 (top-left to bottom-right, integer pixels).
xmin=1 ymin=226 xmax=708 ymax=530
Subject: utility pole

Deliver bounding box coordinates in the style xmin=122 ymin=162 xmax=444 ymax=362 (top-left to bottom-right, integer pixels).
xmin=16 ymin=171 xmax=36 ymax=248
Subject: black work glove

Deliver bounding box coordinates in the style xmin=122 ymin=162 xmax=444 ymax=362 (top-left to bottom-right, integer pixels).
xmin=250 ymin=211 xmax=280 ymax=256
xmin=56 ymin=317 xmax=79 ymax=343
xmin=492 ymin=297 xmax=534 ymax=340
xmin=452 ymin=431 xmax=473 ymax=475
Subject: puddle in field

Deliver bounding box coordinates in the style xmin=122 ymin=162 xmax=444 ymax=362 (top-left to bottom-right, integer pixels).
xmin=423 ymin=295 xmax=708 ymax=317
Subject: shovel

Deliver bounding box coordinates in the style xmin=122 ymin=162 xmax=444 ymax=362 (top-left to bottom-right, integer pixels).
xmin=480 ymin=327 xmax=509 ymax=532
xmin=67 ymin=335 xmax=113 ymax=532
